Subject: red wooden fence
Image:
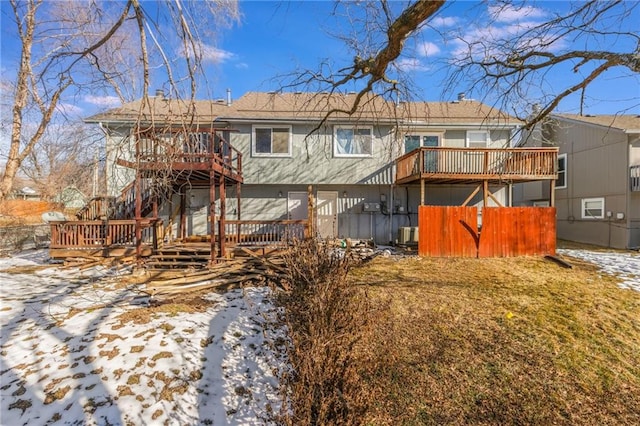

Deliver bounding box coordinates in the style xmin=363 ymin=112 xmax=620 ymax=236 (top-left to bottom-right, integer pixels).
xmin=479 ymin=207 xmax=556 ymax=257
xmin=418 ymin=206 xmax=479 ymax=257
xmin=418 ymin=206 xmax=556 ymax=257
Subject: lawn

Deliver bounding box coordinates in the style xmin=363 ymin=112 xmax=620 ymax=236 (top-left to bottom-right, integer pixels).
xmin=342 ymin=255 xmax=640 ymax=425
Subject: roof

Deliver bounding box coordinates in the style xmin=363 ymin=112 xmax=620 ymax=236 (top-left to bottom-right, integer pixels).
xmin=85 ymin=95 xmax=231 ymax=125
xmin=554 ymin=114 xmax=640 ymax=133
xmin=219 ymin=92 xmax=522 ymax=127
xmin=86 ymin=91 xmax=523 ymax=128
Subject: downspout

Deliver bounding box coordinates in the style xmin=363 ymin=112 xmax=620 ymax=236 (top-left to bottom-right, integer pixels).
xmin=389 ymin=184 xmax=394 ymax=245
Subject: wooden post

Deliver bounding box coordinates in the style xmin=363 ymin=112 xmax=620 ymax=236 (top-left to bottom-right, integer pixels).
xmin=179 ymin=192 xmax=186 ymax=240
xmin=550 ymin=179 xmax=556 ymax=207
xmin=219 ymin=177 xmax=226 ymax=259
xmin=482 ymin=180 xmax=489 ymax=207
xmin=210 ymin=172 xmax=217 ymax=263
xmin=420 ymin=179 xmax=425 ymax=206
xmin=135 ymin=173 xmax=142 ymax=262
xmin=307 ymin=185 xmax=315 ymax=238
xmin=236 ymin=182 xmax=242 ymax=245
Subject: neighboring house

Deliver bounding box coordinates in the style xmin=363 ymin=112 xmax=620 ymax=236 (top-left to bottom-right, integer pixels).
xmin=49 ymin=90 xmax=558 ymax=261
xmin=11 ymin=186 xmax=40 ymax=201
xmin=515 ymin=114 xmax=640 ymax=249
xmin=54 ymin=186 xmax=87 ymax=209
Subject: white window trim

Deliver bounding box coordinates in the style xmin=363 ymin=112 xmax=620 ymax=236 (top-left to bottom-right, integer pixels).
xmin=466 ymin=130 xmax=490 ymax=148
xmin=581 ymin=197 xmax=605 ymax=219
xmin=556 ymin=153 xmax=567 ymax=189
xmin=251 ymin=125 xmax=292 ymax=157
xmin=333 ymin=125 xmax=373 ymax=158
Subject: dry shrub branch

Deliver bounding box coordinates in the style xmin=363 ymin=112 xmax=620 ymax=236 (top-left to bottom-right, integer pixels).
xmin=276 ymin=240 xmax=380 ymax=425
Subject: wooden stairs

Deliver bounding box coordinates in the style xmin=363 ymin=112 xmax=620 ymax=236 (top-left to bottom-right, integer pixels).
xmin=145 ymin=245 xmax=211 ymax=270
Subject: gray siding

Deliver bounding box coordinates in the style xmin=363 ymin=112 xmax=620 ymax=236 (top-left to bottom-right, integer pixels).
xmin=549 ymin=120 xmax=630 ymax=248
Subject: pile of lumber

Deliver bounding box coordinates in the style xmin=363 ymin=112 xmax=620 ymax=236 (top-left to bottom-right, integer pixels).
xmin=139 ymin=253 xmax=291 ymax=300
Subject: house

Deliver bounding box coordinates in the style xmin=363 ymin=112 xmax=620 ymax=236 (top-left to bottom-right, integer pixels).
xmin=515 ymin=114 xmax=640 ymax=249
xmin=54 ymin=186 xmax=87 ymax=209
xmin=49 ymin=91 xmax=558 ymax=262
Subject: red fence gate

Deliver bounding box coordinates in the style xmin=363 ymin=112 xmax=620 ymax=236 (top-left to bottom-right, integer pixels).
xmin=418 ymin=206 xmax=556 ymax=257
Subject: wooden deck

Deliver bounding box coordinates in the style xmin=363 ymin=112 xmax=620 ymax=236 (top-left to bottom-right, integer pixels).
xmin=396 ymin=147 xmax=558 ymax=185
xmin=48 ymin=219 xmax=309 ymax=263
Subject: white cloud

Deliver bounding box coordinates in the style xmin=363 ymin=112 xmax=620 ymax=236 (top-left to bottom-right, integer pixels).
xmin=235 ymin=62 xmax=249 ymax=69
xmin=84 ymin=95 xmax=122 ymax=108
xmin=488 ymin=5 xmax=547 ymax=23
xmin=200 ymin=45 xmax=235 ymax=63
xmin=395 ymin=58 xmax=429 ymax=72
xmin=418 ymin=41 xmax=441 ymax=57
xmin=55 ymin=102 xmax=83 ymax=116
xmin=430 ymin=16 xmax=458 ymax=28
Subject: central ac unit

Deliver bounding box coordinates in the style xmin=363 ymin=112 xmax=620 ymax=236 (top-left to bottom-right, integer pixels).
xmin=398 ymin=227 xmax=419 ymax=244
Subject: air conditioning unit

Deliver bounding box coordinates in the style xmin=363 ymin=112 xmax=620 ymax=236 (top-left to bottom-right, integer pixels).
xmin=398 ymin=227 xmax=419 ymax=244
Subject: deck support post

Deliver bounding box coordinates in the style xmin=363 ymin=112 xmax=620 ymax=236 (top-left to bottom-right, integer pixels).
xmin=420 ymin=179 xmax=425 ymax=206
xmin=550 ymin=179 xmax=556 ymax=207
xmin=482 ymin=180 xmax=489 ymax=207
xmin=210 ymin=172 xmax=217 ymax=264
xmin=219 ymin=177 xmax=227 ymax=259
xmin=179 ymin=192 xmax=186 ymax=240
xmin=135 ymin=172 xmax=142 ymax=263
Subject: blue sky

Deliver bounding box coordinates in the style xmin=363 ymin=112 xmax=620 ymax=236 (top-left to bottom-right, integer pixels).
xmin=1 ymin=0 xmax=639 ymax=121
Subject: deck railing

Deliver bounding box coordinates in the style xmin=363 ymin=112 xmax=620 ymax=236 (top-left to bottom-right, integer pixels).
xmin=396 ymin=147 xmax=558 ymax=183
xmin=136 ymin=129 xmax=242 ymax=177
xmin=50 ymin=219 xmax=162 ymax=249
xmin=224 ymin=220 xmax=309 ymax=247
xmin=76 ymin=196 xmax=115 ymax=221
xmin=631 ymin=165 xmax=640 ymax=192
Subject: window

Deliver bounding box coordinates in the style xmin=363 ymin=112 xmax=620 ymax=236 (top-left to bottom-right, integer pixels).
xmin=252 ymin=125 xmax=291 ymax=157
xmin=404 ymin=134 xmax=440 ymax=154
xmin=466 ymin=130 xmax=489 ymax=148
xmin=581 ymin=197 xmax=605 ymax=219
xmin=556 ymin=153 xmax=567 ymax=189
xmin=334 ymin=126 xmax=372 ymax=157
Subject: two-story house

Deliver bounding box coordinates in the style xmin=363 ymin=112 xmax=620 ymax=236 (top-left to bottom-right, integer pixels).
xmin=515 ymin=114 xmax=640 ymax=249
xmin=49 ymin=91 xmax=558 ymax=263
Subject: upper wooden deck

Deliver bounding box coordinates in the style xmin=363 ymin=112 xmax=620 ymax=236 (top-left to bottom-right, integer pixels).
xmin=115 ymin=128 xmax=243 ymax=184
xmin=395 ymin=147 xmax=559 ymax=185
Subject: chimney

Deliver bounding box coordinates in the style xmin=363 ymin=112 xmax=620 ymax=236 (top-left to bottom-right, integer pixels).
xmin=531 ymin=103 xmax=541 ymax=115
xmin=457 ymin=92 xmax=466 ymax=102
xmin=155 ymin=89 xmax=164 ymax=99
xmin=226 ymin=88 xmax=232 ymax=106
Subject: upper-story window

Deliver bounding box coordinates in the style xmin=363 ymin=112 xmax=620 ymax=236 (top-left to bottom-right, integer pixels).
xmin=252 ymin=125 xmax=292 ymax=157
xmin=334 ymin=126 xmax=373 ymax=157
xmin=556 ymin=153 xmax=567 ymax=189
xmin=404 ymin=134 xmax=440 ymax=154
xmin=466 ymin=130 xmax=489 ymax=148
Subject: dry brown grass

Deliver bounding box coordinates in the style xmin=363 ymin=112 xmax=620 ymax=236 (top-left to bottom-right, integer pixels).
xmin=346 ymin=256 xmax=640 ymax=425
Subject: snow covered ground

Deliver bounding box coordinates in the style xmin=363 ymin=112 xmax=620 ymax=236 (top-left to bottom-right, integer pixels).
xmin=0 ymin=250 xmax=287 ymax=425
xmin=558 ymin=248 xmax=640 ymax=291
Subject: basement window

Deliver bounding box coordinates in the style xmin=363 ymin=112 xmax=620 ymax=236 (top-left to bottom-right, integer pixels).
xmin=581 ymin=197 xmax=604 ymax=219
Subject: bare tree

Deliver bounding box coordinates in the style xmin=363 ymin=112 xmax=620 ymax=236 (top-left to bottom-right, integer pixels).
xmin=280 ymin=0 xmax=638 ymax=128
xmin=446 ymin=0 xmax=640 ymax=129
xmin=0 ymin=0 xmax=238 ymax=200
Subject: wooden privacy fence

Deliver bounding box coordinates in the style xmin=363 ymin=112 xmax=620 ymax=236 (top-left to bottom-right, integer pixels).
xmin=418 ymin=206 xmax=556 ymax=257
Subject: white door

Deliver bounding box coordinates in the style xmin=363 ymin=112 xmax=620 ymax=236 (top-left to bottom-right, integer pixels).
xmin=317 ymin=191 xmax=338 ymax=239
xmin=287 ymin=192 xmax=308 ymax=221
